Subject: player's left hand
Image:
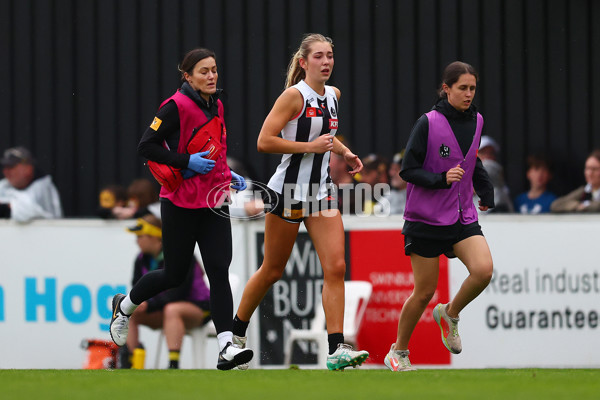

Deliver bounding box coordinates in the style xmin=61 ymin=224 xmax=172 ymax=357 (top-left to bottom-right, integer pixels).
xmin=230 ymin=170 xmax=247 ymax=191
xmin=344 ymin=151 xmax=363 ymax=175
xmin=478 ymin=200 xmax=489 ymax=212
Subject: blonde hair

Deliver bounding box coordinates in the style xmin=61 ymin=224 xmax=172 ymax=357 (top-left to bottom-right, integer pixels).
xmin=285 ymin=33 xmax=334 ymax=89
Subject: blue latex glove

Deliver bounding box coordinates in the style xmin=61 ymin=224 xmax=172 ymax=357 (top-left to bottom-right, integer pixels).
xmin=181 ymin=168 xmax=196 ymax=179
xmin=188 ymin=151 xmax=215 ymax=174
xmin=230 ymin=170 xmax=247 ymax=191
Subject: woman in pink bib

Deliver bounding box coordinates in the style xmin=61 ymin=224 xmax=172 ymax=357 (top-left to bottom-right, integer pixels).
xmin=109 ymin=48 xmax=253 ymax=370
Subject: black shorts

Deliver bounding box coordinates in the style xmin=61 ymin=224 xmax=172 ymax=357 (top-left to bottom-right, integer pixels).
xmin=262 ymin=187 xmax=338 ymax=223
xmin=404 ymin=223 xmax=483 ymax=258
xmin=150 ymin=300 xmax=212 ymax=325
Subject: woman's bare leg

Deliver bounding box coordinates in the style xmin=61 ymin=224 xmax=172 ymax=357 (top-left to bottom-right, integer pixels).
xmin=162 ymin=302 xmax=207 ymax=350
xmin=446 ymin=235 xmax=493 ymax=318
xmin=394 ymin=254 xmax=440 ymax=350
xmin=304 ymin=210 xmax=346 ymax=333
xmin=126 ymin=302 xmax=163 ymax=351
xmin=236 ymin=213 xmax=300 ymax=321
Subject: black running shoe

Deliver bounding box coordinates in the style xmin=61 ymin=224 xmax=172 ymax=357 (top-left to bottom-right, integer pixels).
xmin=216 ymin=342 xmax=254 ymax=370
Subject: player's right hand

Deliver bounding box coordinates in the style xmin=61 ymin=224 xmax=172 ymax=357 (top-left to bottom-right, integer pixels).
xmin=446 ymin=164 xmax=465 ymax=184
xmin=310 ymin=134 xmax=334 ymax=154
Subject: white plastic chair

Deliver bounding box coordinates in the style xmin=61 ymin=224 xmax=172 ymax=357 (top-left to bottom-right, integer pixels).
xmin=153 ymin=273 xmax=240 ymax=369
xmin=283 ymin=280 xmax=373 ymax=367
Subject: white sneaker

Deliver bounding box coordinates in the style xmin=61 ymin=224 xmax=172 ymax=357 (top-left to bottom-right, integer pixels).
xmin=109 ymin=294 xmax=130 ymax=347
xmin=433 ymin=303 xmax=462 ymax=354
xmin=384 ymin=344 xmax=416 ymax=371
xmin=217 ymin=342 xmax=253 ymax=371
xmin=232 ymin=335 xmax=249 ymax=370
xmin=326 ymin=343 xmax=369 ymax=371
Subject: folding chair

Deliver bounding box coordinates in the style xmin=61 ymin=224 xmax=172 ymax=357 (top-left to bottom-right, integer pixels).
xmin=282 ymin=280 xmax=373 ymax=367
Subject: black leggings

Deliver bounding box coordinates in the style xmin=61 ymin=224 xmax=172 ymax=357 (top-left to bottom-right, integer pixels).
xmin=130 ymin=200 xmax=233 ymax=334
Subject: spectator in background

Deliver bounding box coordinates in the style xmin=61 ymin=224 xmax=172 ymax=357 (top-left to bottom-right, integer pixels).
xmin=475 ymin=136 xmax=514 ymax=213
xmin=551 ymin=149 xmax=600 ymax=213
xmin=375 ymin=150 xmax=408 ymax=215
xmin=0 ymin=146 xmax=62 ymax=222
xmin=514 ymin=154 xmax=557 ymax=214
xmin=358 ymin=153 xmax=389 ymax=214
xmin=112 ymin=178 xmax=160 ymax=220
xmin=329 ymin=135 xmax=359 ymax=214
xmin=97 ymin=184 xmax=128 ymax=219
xmin=121 ymin=213 xmax=210 ymax=369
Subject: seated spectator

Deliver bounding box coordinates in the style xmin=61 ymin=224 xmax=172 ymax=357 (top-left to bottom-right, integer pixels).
xmin=97 ymin=184 xmax=128 ymax=219
xmin=121 ymin=213 xmax=211 ymax=369
xmin=475 ymin=136 xmax=514 ymax=213
xmin=359 ymin=154 xmax=389 ymax=186
xmin=514 ymin=154 xmax=557 ymax=214
xmin=551 ymin=150 xmax=600 ymax=213
xmin=375 ymin=150 xmax=407 ymax=215
xmin=112 ymin=178 xmax=159 ymax=219
xmin=0 ymin=146 xmax=63 ymax=222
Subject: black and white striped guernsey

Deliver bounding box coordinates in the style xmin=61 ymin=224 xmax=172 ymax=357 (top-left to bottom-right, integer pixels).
xmin=267 ymin=80 xmax=339 ymax=201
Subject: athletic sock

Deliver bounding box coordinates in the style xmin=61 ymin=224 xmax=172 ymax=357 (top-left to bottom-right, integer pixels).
xmin=232 ymin=315 xmax=249 ymax=337
xmin=328 ymin=333 xmax=344 ymax=355
xmin=217 ymin=331 xmax=233 ymax=351
xmin=119 ymin=295 xmax=138 ymax=315
xmin=168 ymin=350 xmax=180 ymax=369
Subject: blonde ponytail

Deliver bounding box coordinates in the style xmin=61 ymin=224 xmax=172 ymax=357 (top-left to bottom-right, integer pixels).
xmin=285 ymin=50 xmax=305 ymax=89
xmin=284 ymin=33 xmax=333 ymax=89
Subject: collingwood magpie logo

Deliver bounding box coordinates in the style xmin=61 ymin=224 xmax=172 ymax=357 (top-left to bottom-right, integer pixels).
xmin=439 ymin=144 xmax=450 ymax=158
xmin=330 ymin=107 xmax=337 ymax=117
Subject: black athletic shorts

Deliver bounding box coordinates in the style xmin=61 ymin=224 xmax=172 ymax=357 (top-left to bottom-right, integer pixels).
xmin=262 ymin=186 xmax=338 ymax=223
xmin=404 ymin=222 xmax=483 ymax=258
xmin=149 ymin=300 xmax=212 ymax=325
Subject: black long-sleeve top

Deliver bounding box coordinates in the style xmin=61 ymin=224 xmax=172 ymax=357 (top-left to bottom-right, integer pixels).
xmin=400 ymin=98 xmax=495 ymax=239
xmin=137 ymin=82 xmax=224 ymax=169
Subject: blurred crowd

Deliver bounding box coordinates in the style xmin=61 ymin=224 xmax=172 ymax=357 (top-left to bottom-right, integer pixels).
xmin=1 ymin=142 xmax=599 ymax=224
xmin=329 ymin=136 xmax=600 ymax=216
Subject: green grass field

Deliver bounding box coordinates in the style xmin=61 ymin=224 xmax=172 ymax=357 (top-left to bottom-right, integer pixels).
xmin=2 ymin=369 xmax=599 ymax=400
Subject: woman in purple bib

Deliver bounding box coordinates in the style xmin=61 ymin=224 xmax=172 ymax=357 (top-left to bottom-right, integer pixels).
xmin=384 ymin=61 xmax=495 ymax=371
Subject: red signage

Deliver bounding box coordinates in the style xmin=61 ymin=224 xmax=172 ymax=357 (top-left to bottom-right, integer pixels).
xmin=349 ymin=230 xmax=450 ymax=365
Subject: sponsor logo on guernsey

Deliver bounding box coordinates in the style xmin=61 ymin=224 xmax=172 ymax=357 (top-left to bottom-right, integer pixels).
xmin=150 ymin=117 xmax=162 ymax=131
xmin=439 ymin=143 xmax=450 ymax=158
xmin=306 ymin=107 xmax=317 ymax=118
xmin=329 ymin=119 xmax=338 ymax=129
